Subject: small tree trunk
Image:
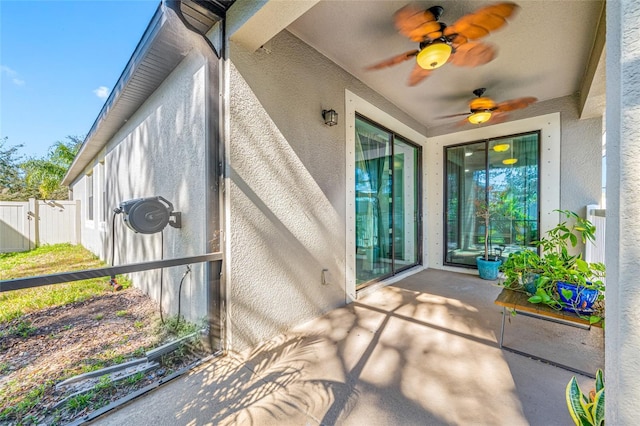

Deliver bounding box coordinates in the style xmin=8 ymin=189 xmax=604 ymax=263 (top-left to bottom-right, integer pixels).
xmin=484 ymin=215 xmax=490 ymax=261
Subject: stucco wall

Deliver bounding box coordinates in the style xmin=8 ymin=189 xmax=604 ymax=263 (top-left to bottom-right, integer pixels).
xmin=605 ymin=0 xmax=640 ymax=422
xmin=71 ymin=159 xmax=108 ymax=259
xmin=72 ymin=51 xmax=209 ymax=324
xmin=228 ymin=29 xmax=426 ymax=351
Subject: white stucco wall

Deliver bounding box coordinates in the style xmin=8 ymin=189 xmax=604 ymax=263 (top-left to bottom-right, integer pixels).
xmin=71 ymin=51 xmax=209 ymax=324
xmin=227 ymin=29 xmax=426 ymax=351
xmin=605 ymin=0 xmax=640 ymax=422
xmin=72 ymin=158 xmax=108 ymax=259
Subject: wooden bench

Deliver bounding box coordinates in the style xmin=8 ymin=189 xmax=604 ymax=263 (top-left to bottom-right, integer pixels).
xmin=494 ymin=288 xmax=601 ymax=378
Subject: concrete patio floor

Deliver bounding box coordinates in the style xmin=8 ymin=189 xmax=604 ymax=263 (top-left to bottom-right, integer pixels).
xmin=92 ymin=269 xmax=604 ymax=425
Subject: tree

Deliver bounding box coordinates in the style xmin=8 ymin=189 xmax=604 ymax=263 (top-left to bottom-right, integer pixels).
xmin=0 ymin=137 xmax=32 ymax=200
xmin=22 ymin=136 xmax=82 ymax=200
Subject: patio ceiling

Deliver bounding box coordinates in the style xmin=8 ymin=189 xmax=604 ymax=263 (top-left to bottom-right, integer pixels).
xmin=281 ymin=0 xmax=605 ymax=128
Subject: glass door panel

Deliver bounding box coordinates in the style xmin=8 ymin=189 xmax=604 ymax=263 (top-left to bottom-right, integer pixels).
xmin=444 ymin=133 xmax=540 ymax=268
xmin=355 ymin=117 xmax=421 ymax=287
xmin=355 ymin=118 xmax=392 ymax=284
xmin=444 ymin=142 xmax=486 ymax=266
xmin=393 ymin=138 xmax=419 ymax=270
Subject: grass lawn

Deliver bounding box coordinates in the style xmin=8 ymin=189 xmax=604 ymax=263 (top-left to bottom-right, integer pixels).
xmin=0 ymin=244 xmax=130 ymax=323
xmin=0 ymin=244 xmax=201 ymax=424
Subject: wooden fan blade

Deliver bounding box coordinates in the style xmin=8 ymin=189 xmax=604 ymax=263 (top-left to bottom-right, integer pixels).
xmin=480 ymin=2 xmax=519 ymax=20
xmin=494 ymin=97 xmax=538 ymax=112
xmin=449 ymin=42 xmax=496 ymax=67
xmin=450 ymin=34 xmax=468 ymax=48
xmin=488 ymin=111 xmax=509 ymax=124
xmin=366 ymin=50 xmax=419 ymax=70
xmin=407 ymin=22 xmax=442 ymax=42
xmin=407 ymin=63 xmax=433 ymax=86
xmin=457 ymin=117 xmax=472 ymax=127
xmin=449 ymin=21 xmax=490 ymax=40
xmin=395 ymin=5 xmax=440 ymax=42
xmin=445 ymin=2 xmax=519 ymax=40
xmin=437 ymin=112 xmax=472 ymax=119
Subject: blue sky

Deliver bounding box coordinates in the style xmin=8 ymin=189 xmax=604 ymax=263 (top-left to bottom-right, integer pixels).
xmin=1 ymin=0 xmax=160 ymax=158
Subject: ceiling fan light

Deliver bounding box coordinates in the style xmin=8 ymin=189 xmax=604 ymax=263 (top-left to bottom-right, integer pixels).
xmin=416 ymin=43 xmax=452 ymax=70
xmin=502 ymin=158 xmax=518 ymax=165
xmin=493 ymin=143 xmax=510 ymax=152
xmin=468 ymin=111 xmax=492 ymax=125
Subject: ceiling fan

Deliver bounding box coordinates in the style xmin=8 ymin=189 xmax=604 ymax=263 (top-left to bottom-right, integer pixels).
xmin=438 ymin=88 xmax=537 ymax=124
xmin=367 ymin=2 xmax=519 ymax=86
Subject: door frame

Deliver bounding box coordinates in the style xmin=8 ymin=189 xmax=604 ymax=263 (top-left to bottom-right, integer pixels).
xmin=345 ymin=89 xmax=428 ymax=302
xmin=425 ymin=113 xmax=561 ymax=274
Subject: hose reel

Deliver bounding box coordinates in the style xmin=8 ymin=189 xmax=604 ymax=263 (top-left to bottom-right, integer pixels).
xmin=118 ymin=196 xmax=181 ymax=234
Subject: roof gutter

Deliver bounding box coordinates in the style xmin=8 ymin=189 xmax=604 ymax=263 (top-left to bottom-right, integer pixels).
xmin=164 ymin=0 xmax=226 ymax=353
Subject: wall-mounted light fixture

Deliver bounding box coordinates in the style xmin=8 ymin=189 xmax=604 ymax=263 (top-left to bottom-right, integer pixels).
xmin=322 ymin=109 xmax=338 ymax=126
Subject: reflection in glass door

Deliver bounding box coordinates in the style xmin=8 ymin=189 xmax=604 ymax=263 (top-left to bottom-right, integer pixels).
xmin=355 ymin=116 xmax=420 ymax=287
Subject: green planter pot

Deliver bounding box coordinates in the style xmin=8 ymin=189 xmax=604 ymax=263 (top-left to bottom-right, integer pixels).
xmin=476 ymin=256 xmax=502 ymax=280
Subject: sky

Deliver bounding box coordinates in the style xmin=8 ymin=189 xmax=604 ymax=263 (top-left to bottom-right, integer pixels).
xmin=1 ymin=0 xmax=160 ymax=158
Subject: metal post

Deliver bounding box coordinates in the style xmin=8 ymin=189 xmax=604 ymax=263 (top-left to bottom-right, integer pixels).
xmin=207 ymin=260 xmax=223 ymax=353
xmin=499 ymin=307 xmax=506 ymax=348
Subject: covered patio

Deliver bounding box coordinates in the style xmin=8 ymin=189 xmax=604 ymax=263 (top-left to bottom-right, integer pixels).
xmin=94 ymin=269 xmax=603 ymax=425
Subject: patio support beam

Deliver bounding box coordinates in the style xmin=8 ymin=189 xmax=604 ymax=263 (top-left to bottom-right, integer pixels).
xmin=605 ymin=0 xmax=640 ymax=423
xmin=226 ymin=0 xmax=319 ymax=52
xmin=578 ymin=2 xmax=606 ymax=119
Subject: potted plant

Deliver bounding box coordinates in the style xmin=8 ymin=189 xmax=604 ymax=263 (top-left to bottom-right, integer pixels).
xmin=475 ymin=187 xmax=508 ymax=280
xmin=500 ymin=210 xmax=606 ymax=324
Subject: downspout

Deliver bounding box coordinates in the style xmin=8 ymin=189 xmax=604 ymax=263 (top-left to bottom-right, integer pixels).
xmin=163 ymin=0 xmax=226 ymax=354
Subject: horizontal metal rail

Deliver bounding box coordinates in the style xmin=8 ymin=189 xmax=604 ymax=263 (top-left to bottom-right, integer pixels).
xmin=0 ymin=252 xmax=223 ymax=293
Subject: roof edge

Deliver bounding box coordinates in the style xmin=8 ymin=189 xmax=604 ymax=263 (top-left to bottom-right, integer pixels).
xmin=63 ymin=3 xmax=167 ymax=186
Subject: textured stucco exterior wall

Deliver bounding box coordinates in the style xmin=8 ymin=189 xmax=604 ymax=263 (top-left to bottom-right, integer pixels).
xmin=71 ymin=159 xmax=108 ymax=260
xmin=71 ymin=51 xmax=208 ymax=323
xmin=227 ymin=29 xmax=426 ymax=351
xmin=428 ymin=95 xmax=603 ymax=216
xmin=605 ymin=1 xmax=640 ymax=422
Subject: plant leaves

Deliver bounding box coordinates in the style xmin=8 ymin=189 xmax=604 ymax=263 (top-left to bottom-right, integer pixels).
xmin=576 ymin=259 xmax=589 ymax=274
xmin=561 ymin=288 xmax=574 ymax=300
xmin=528 ymin=295 xmax=542 ymax=304
xmin=592 ymin=388 xmax=605 ymax=426
xmin=566 ymin=377 xmax=592 ymax=426
xmin=595 ymin=369 xmax=604 ymax=393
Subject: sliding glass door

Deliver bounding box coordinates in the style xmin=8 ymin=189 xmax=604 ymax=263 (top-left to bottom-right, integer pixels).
xmin=444 ymin=132 xmax=539 ymax=267
xmin=355 ymin=116 xmax=420 ymax=287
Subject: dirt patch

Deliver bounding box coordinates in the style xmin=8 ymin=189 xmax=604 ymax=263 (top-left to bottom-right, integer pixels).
xmin=0 ymin=288 xmax=204 ymax=425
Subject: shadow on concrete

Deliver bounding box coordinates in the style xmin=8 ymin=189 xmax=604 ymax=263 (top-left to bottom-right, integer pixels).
xmin=95 ymin=268 xmax=603 ymax=426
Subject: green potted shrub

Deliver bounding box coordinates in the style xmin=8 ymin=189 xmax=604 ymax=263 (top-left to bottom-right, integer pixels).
xmin=475 ymin=187 xmax=508 ymax=280
xmin=500 ymin=210 xmax=605 ymax=324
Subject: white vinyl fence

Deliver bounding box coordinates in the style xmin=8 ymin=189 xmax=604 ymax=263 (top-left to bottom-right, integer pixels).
xmin=585 ymin=204 xmax=606 ymax=265
xmin=0 ymin=199 xmax=81 ymax=253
